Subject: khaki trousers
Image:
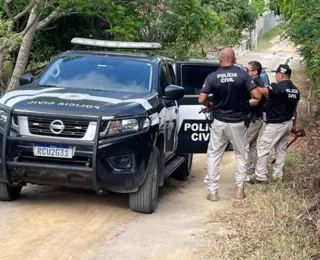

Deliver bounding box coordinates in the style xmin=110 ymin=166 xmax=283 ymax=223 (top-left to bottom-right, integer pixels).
xmin=247 ymin=118 xmax=264 ymax=172
xmin=205 ymin=119 xmax=249 ymax=193
xmin=255 ymin=120 xmax=293 ymax=181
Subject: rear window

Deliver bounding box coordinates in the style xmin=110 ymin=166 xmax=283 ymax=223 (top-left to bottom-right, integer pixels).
xmin=181 ymin=64 xmax=219 ymax=95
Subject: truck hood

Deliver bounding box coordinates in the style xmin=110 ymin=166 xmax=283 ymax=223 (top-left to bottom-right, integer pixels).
xmin=0 ymin=86 xmax=156 ymax=117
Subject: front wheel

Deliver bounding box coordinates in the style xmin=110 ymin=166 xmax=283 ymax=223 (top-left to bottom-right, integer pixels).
xmin=172 ymin=154 xmax=193 ymax=181
xmin=129 ymin=147 xmax=160 ymax=214
xmin=0 ymin=182 xmax=22 ymax=201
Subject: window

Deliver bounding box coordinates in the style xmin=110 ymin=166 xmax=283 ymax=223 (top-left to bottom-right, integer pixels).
xmin=167 ymin=64 xmax=175 ymax=85
xmin=159 ymin=64 xmax=170 ymax=92
xmin=181 ymin=64 xmax=219 ymax=95
xmin=38 ymin=56 xmax=153 ymax=93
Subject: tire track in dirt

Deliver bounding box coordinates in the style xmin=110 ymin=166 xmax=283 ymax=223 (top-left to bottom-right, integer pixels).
xmin=0 ymin=152 xmax=237 ymax=260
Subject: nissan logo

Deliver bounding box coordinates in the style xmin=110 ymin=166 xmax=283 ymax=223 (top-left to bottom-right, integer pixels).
xmin=49 ymin=120 xmax=65 ymax=135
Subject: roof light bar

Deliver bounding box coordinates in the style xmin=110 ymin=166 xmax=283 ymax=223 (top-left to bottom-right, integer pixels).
xmin=71 ymin=37 xmax=162 ymax=50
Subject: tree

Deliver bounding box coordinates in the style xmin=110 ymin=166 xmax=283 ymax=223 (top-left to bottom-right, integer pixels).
xmin=251 ymin=0 xmax=267 ymax=16
xmin=127 ymin=0 xmax=222 ymax=59
xmin=0 ymin=19 xmax=21 ymax=88
xmin=0 ymin=0 xmax=258 ymax=93
xmin=270 ymin=0 xmax=320 ymax=100
xmin=194 ymin=0 xmax=258 ymax=57
xmin=0 ymin=0 xmax=141 ymax=92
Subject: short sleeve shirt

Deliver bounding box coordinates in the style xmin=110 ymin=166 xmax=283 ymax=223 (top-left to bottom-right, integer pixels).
xmin=265 ymin=80 xmax=300 ymax=123
xmin=201 ymin=65 xmax=256 ymax=123
xmin=249 ymin=76 xmax=266 ymax=118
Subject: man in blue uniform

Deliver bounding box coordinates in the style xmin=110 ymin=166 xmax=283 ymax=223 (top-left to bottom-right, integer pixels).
xmin=198 ymin=48 xmax=262 ymax=201
xmin=251 ymin=64 xmax=300 ymax=183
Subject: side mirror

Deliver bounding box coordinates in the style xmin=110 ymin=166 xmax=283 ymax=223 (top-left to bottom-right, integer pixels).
xmin=19 ymin=73 xmax=33 ymax=86
xmin=163 ymin=85 xmax=185 ymax=101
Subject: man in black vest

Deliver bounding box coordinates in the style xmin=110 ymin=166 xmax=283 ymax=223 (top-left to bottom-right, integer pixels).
xmin=251 ymin=64 xmax=300 ymax=183
xmin=246 ymin=61 xmax=266 ymax=177
xmin=198 ymin=48 xmax=261 ymax=201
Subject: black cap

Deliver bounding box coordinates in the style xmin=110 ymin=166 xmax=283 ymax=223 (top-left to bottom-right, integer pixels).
xmin=271 ymin=64 xmax=292 ymax=75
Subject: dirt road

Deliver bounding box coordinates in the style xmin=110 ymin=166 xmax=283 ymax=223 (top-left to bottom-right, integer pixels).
xmin=0 ymin=153 xmax=235 ymax=260
xmin=0 ymin=36 xmax=303 ymax=260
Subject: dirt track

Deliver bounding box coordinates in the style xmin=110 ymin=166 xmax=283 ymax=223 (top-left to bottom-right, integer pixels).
xmin=0 ymin=36 xmax=303 ymax=260
xmin=0 ymin=153 xmax=235 ymax=260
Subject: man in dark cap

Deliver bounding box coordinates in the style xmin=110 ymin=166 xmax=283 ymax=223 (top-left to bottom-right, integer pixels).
xmin=250 ymin=64 xmax=300 ymax=183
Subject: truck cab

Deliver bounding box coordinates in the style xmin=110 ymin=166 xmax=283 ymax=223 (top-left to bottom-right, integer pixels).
xmin=0 ymin=40 xmax=263 ymax=214
xmin=0 ymin=39 xmax=194 ymax=214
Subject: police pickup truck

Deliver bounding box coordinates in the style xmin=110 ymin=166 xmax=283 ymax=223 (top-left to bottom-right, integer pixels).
xmin=0 ymin=38 xmax=264 ymax=214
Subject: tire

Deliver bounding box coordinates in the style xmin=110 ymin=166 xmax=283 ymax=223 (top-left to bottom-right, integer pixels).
xmin=172 ymin=153 xmax=193 ymax=181
xmin=129 ymin=147 xmax=160 ymax=214
xmin=0 ymin=182 xmax=22 ymax=201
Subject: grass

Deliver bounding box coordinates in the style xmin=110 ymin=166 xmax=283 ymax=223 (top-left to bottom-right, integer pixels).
xmin=262 ymin=25 xmax=281 ymax=41
xmin=257 ymin=39 xmax=273 ymax=50
xmin=257 ymin=25 xmax=281 ymax=50
xmin=285 ymin=152 xmax=302 ymax=166
xmin=201 ymin=151 xmax=320 ymax=260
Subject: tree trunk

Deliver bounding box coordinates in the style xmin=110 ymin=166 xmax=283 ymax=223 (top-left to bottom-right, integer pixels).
xmin=6 ymin=8 xmax=39 ymax=92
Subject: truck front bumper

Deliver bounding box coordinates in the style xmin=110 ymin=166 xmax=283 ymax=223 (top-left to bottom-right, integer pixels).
xmin=0 ymin=106 xmax=154 ymax=193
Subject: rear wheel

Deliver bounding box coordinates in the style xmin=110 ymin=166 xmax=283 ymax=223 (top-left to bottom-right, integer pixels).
xmin=0 ymin=182 xmax=22 ymax=201
xmin=129 ymin=147 xmax=160 ymax=214
xmin=172 ymin=153 xmax=193 ymax=181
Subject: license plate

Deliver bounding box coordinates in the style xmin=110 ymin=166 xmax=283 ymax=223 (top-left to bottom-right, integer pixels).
xmin=33 ymin=144 xmax=74 ymax=159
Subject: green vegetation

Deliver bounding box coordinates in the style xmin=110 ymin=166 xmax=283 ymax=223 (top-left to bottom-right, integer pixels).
xmin=0 ymin=0 xmax=259 ymax=91
xmin=262 ymin=25 xmax=281 ymax=41
xmin=257 ymin=39 xmax=273 ymax=50
xmin=202 ymin=150 xmax=319 ymax=259
xmin=284 ymin=152 xmax=302 ymax=166
xmin=269 ymin=0 xmax=320 ymax=102
xmin=197 ymin=0 xmax=257 ymax=57
xmin=251 ymin=0 xmax=268 ymax=16
xmin=256 ymin=25 xmax=280 ymax=50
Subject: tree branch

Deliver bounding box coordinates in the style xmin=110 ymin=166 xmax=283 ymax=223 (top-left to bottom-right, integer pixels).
xmin=4 ymin=0 xmax=15 ymax=22
xmin=21 ymin=7 xmax=43 ymax=37
xmin=37 ymin=7 xmax=63 ymax=30
xmin=14 ymin=0 xmax=37 ymax=21
xmin=38 ymin=25 xmax=57 ymax=30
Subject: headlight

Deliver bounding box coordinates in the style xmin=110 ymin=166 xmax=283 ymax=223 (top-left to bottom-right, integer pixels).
xmin=108 ymin=119 xmax=139 ymax=136
xmin=0 ymin=109 xmax=7 ymax=123
xmin=100 ymin=117 xmax=151 ymax=137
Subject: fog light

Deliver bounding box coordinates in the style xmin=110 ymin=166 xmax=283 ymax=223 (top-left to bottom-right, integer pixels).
xmin=107 ymin=154 xmax=133 ymax=171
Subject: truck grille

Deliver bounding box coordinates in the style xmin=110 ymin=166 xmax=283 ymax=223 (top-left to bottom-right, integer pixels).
xmin=28 ymin=117 xmax=89 ymax=138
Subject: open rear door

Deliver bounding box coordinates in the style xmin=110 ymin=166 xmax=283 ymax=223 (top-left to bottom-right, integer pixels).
xmin=173 ymin=60 xmax=220 ymax=154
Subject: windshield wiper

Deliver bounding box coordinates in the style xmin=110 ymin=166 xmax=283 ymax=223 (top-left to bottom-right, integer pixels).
xmin=38 ymin=84 xmax=59 ymax=88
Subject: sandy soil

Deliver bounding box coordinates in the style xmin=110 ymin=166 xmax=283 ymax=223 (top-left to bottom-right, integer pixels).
xmin=0 ymin=153 xmax=236 ymax=260
xmin=0 ymin=36 xmax=303 ymax=260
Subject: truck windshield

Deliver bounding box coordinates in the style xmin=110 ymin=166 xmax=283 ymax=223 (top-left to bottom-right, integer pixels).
xmin=38 ymin=56 xmax=153 ymax=93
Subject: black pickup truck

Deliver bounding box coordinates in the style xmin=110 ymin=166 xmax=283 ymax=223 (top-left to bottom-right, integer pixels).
xmin=0 ymin=39 xmax=267 ymax=214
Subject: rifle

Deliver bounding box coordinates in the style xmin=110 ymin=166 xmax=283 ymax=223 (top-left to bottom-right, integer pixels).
xmin=271 ymin=129 xmax=306 ymax=164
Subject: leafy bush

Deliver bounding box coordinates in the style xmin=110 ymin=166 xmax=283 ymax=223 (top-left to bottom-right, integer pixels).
xmin=271 ymin=0 xmax=320 ymax=102
xmin=251 ymin=0 xmax=268 ymax=16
